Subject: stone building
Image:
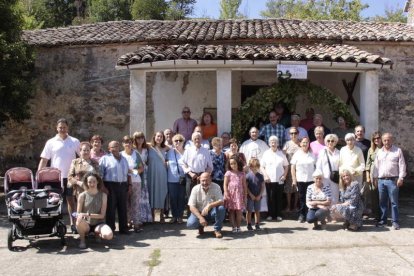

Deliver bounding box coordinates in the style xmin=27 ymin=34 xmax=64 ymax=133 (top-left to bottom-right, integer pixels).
xmin=0 ymin=18 xmax=413 ymax=174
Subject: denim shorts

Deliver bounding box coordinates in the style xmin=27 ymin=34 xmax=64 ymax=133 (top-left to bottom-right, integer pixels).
xmin=247 ymin=198 xmax=261 ymax=212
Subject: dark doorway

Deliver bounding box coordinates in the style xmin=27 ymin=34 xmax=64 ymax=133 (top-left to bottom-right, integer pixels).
xmin=241 ymin=85 xmax=267 ymax=103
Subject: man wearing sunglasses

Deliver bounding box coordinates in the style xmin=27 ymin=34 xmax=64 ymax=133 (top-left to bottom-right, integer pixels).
xmin=284 ymin=114 xmax=308 ymax=141
xmin=173 ymin=107 xmax=198 ymax=141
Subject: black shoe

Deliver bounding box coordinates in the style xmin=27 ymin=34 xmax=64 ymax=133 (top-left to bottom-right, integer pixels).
xmin=298 ymin=215 xmax=305 ymax=223
xmin=247 ymin=224 xmax=253 ymax=231
xmin=119 ymin=230 xmax=131 ymax=235
xmin=71 ymin=225 xmax=78 ymax=234
xmin=255 ymin=224 xmax=262 ymax=231
xmin=376 ymin=221 xmax=386 ymax=227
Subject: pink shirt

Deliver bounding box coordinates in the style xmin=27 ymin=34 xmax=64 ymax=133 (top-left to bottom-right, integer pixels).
xmin=373 ymin=145 xmax=406 ymax=179
xmin=310 ymin=141 xmax=325 ymax=158
xmin=173 ymin=118 xmax=198 ymax=141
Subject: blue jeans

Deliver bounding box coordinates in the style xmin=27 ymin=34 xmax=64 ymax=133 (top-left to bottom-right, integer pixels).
xmin=168 ymin=182 xmax=185 ymax=219
xmin=378 ymin=179 xmax=399 ymax=223
xmin=187 ymin=206 xmax=226 ymax=231
xmin=306 ymin=208 xmax=329 ymax=223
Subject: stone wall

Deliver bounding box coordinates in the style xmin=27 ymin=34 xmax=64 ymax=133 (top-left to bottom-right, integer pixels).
xmin=0 ymin=44 xmax=136 ymax=173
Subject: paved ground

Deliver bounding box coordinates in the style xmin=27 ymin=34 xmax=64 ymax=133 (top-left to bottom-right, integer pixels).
xmin=0 ymin=186 xmax=413 ymax=276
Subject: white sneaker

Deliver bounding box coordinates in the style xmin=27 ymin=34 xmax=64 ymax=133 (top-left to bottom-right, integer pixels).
xmin=266 ymin=216 xmax=273 ymax=221
xmin=232 ymin=227 xmax=237 ymax=233
xmin=276 ymin=216 xmax=283 ymax=222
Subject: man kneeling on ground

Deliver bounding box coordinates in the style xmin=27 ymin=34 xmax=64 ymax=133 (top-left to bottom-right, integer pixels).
xmin=187 ymin=172 xmax=225 ymax=238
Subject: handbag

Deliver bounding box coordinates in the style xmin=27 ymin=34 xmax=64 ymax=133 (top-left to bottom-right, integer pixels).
xmin=325 ymin=149 xmax=339 ymax=183
xmin=174 ymin=149 xmax=186 ymax=186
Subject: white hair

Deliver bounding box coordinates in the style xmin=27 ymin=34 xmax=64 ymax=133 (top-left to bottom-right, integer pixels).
xmin=344 ymin=133 xmax=356 ymax=141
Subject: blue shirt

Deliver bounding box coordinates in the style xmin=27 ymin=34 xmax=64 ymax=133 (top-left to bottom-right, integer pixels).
xmin=259 ymin=123 xmax=285 ymax=147
xmin=210 ymin=150 xmax=226 ymax=181
xmin=99 ymin=153 xmax=129 ymax=182
xmin=246 ymin=171 xmax=264 ymax=196
xmin=166 ymin=149 xmax=184 ymax=183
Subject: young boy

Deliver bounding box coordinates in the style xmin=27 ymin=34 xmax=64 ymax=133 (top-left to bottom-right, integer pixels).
xmin=246 ymin=158 xmax=265 ymax=231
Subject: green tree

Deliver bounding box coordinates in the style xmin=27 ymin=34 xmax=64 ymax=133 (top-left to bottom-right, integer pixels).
xmin=166 ymin=0 xmax=196 ymax=20
xmin=370 ymin=6 xmax=407 ymax=23
xmin=0 ymin=0 xmax=35 ymax=126
xmin=219 ymin=0 xmax=244 ymax=19
xmin=260 ymin=0 xmax=368 ymax=21
xmin=89 ymin=0 xmax=132 ymax=22
xmin=131 ymin=0 xmax=167 ymax=20
xmin=29 ymin=0 xmax=76 ymax=28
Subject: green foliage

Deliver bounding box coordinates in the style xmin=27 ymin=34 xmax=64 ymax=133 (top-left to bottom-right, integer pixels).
xmin=231 ymin=79 xmax=357 ymax=141
xmin=131 ymin=0 xmax=168 ymax=20
xmin=29 ymin=0 xmax=76 ymax=28
xmin=166 ymin=0 xmax=196 ymax=20
xmin=0 ymin=0 xmax=35 ymax=126
xmin=260 ymin=0 xmax=368 ymax=21
xmin=89 ymin=0 xmax=132 ymax=22
xmin=370 ymin=6 xmax=407 ymax=23
xmin=219 ymin=0 xmax=244 ymax=19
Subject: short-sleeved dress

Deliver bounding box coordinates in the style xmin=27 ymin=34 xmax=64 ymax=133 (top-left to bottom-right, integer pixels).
xmin=283 ymin=140 xmax=300 ymax=193
xmin=224 ymin=170 xmax=245 ymax=211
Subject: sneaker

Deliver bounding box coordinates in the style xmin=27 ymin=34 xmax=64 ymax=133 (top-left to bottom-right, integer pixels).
xmin=276 ymin=216 xmax=283 ymax=222
xmin=392 ymin=222 xmax=400 ymax=230
xmin=236 ymin=227 xmax=242 ymax=233
xmin=298 ymin=215 xmax=305 ymax=223
xmin=266 ymin=216 xmax=273 ymax=221
xmin=198 ymin=226 xmax=205 ymax=235
xmin=255 ymin=224 xmax=262 ymax=231
xmin=376 ymin=221 xmax=386 ymax=227
xmin=79 ymin=241 xmax=87 ymax=249
xmin=232 ymin=227 xmax=237 ymax=233
xmin=247 ymin=224 xmax=253 ymax=231
xmin=214 ymin=230 xmax=223 ymax=238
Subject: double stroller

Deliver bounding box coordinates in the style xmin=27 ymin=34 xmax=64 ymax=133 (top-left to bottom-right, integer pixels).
xmin=4 ymin=167 xmax=67 ymax=250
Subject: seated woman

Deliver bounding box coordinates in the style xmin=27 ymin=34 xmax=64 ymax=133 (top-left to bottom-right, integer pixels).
xmin=330 ymin=169 xmax=364 ymax=231
xmin=306 ymin=170 xmax=332 ymax=230
xmin=76 ymin=172 xmax=113 ymax=249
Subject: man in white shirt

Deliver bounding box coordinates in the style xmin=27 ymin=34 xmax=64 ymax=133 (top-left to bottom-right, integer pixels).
xmin=373 ymin=133 xmax=406 ymax=230
xmin=180 ymin=132 xmax=213 ymax=198
xmin=38 ymin=118 xmax=80 ymax=233
xmin=240 ymin=127 xmax=269 ymax=163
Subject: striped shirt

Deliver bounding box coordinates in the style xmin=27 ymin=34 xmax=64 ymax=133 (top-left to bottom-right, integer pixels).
xmin=306 ymin=183 xmax=332 ymax=208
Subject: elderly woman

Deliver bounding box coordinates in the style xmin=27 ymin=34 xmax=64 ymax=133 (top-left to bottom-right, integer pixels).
xmin=282 ymin=126 xmax=301 ymax=212
xmin=166 ymin=134 xmax=186 ymax=223
xmin=76 ymin=172 xmax=113 ymax=249
xmin=147 ymin=131 xmax=169 ymax=223
xmin=68 ymin=141 xmax=100 ymax=233
xmin=121 ymin=135 xmax=144 ymax=232
xmin=330 ymin=169 xmax=364 ymax=231
xmin=316 ymin=134 xmax=340 ymax=205
xmin=291 ymin=137 xmax=317 ymax=223
xmin=365 ymin=131 xmax=382 ymax=219
xmin=210 ymin=137 xmax=226 ymax=192
xmin=310 ymin=126 xmax=325 ymax=158
xmin=261 ymin=136 xmax=289 ymax=221
xmin=306 ymin=170 xmax=332 ymax=230
xmin=133 ymin=131 xmax=153 ymax=223
xmin=200 ymin=112 xmax=217 ymax=140
xmin=90 ymin=135 xmax=106 ymax=162
xmin=339 ymin=133 xmax=365 ymax=189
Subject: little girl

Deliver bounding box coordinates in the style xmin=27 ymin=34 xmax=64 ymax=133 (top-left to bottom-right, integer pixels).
xmin=246 ymin=158 xmax=265 ymax=231
xmin=224 ymin=155 xmax=247 ymax=233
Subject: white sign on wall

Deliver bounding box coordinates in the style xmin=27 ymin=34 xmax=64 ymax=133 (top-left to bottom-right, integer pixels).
xmin=277 ymin=64 xmax=308 ymax=79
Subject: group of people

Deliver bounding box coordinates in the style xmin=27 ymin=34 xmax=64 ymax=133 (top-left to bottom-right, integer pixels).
xmin=37 ymin=105 xmax=407 ymax=246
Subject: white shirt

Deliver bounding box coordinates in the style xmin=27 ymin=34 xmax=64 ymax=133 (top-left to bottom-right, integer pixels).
xmin=339 ymin=146 xmax=365 ymax=176
xmin=316 ymin=148 xmax=340 ymax=180
xmin=261 ymin=149 xmax=289 ymax=183
xmin=40 ymin=134 xmax=80 ymax=177
xmin=291 ymin=150 xmax=316 ymax=182
xmin=184 ymin=140 xmax=210 ymax=150
xmin=240 ymin=138 xmax=269 ymax=163
xmin=284 ymin=126 xmax=308 ymax=141
xmin=180 ymin=146 xmax=213 ymax=174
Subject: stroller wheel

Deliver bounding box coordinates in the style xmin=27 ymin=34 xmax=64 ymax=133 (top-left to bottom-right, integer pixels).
xmin=60 ymin=236 xmax=66 ymax=246
xmin=57 ymin=222 xmax=67 ymax=237
xmin=7 ymin=229 xmax=14 ymax=251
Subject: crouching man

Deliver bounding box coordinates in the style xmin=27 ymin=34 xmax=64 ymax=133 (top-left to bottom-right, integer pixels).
xmin=187 ymin=172 xmax=225 ymax=238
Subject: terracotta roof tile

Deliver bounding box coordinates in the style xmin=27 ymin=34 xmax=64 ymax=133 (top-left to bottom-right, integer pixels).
xmin=22 ymin=19 xmax=414 ymax=47
xmin=116 ymin=43 xmax=392 ymax=66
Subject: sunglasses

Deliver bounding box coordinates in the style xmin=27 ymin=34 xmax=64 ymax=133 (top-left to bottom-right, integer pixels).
xmin=290 ymin=132 xmax=298 ymax=135
xmin=374 ymin=137 xmax=380 ymax=140
xmin=182 ymin=111 xmax=190 ymax=114
xmin=174 ymin=139 xmax=184 ymax=143
xmin=327 ymin=140 xmax=334 ymax=143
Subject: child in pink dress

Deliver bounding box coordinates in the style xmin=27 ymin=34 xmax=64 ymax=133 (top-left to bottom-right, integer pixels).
xmin=224 ymin=155 xmax=247 ymax=233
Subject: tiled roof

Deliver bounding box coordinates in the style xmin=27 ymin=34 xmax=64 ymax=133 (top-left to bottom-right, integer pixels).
xmin=22 ymin=19 xmax=414 ymax=47
xmin=117 ymin=43 xmax=392 ymax=66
